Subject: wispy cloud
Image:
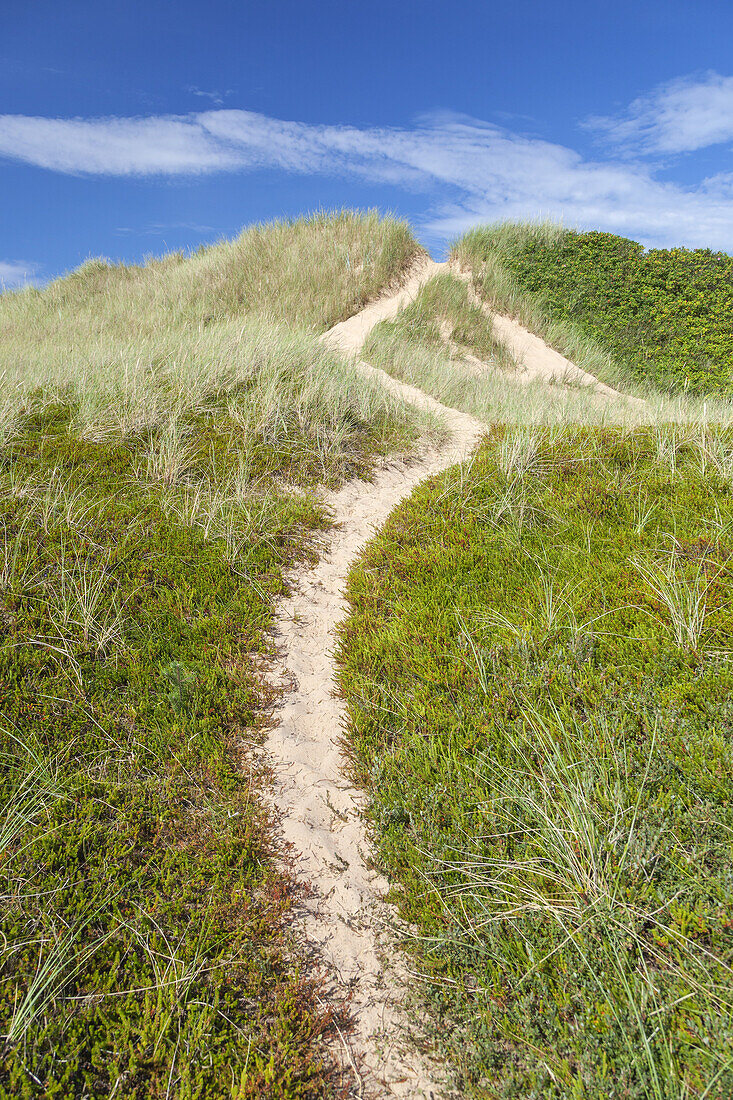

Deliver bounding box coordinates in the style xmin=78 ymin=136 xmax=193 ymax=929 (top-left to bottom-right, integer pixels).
xmin=1 ymin=87 xmax=733 ymax=249
xmin=186 ymin=86 xmax=231 ymax=107
xmin=0 ymin=260 xmax=38 ymax=288
xmin=0 ymin=113 xmax=243 ymax=174
xmin=115 ymin=221 xmax=220 ymax=236
xmin=586 ymin=71 xmax=733 ymax=155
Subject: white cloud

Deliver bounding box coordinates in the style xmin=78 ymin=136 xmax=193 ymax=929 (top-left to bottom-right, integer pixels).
xmin=0 ymin=114 xmax=242 ymax=174
xmin=115 ymin=221 xmax=219 ymax=236
xmin=1 ymin=93 xmax=733 ymax=249
xmin=0 ymin=260 xmax=37 ymax=288
xmin=586 ymin=71 xmax=733 ymax=154
xmin=187 ymin=86 xmax=230 ymax=107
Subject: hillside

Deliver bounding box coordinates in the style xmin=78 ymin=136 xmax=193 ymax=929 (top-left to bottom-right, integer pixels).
xmin=335 ymin=236 xmax=733 ymax=1095
xmin=2 ymin=212 xmax=733 ymax=1100
xmin=361 ymin=266 xmax=649 ymax=426
xmin=0 ymin=211 xmax=432 ymax=1098
xmin=453 ymin=222 xmax=733 ymax=395
xmin=338 ymin=425 xmax=733 ymax=1098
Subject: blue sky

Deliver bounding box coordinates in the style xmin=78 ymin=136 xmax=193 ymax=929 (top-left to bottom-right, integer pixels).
xmin=4 ymin=0 xmax=733 ymax=286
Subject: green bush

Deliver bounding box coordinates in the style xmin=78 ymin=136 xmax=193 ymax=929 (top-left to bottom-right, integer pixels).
xmin=338 ymin=426 xmax=733 ymax=1097
xmin=457 ymin=225 xmax=733 ymax=394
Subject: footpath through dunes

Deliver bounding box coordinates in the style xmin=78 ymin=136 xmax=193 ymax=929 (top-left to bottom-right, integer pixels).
xmin=262 ymin=258 xmax=629 ymax=1097
xmin=264 ymin=260 xmax=483 ymax=1099
xmin=345 ymin=257 xmax=646 ymax=407
xmin=448 ymin=263 xmax=646 ymax=405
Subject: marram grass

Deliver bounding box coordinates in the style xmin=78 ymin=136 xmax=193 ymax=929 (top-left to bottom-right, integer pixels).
xmin=0 ymin=211 xmax=428 ymax=1097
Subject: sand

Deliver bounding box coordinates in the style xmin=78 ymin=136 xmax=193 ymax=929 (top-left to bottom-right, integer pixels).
xmin=262 ymin=258 xmax=632 ymax=1096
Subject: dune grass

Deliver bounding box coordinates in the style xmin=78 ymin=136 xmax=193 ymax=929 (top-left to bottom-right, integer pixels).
xmin=364 ymin=270 xmax=518 ymax=371
xmin=0 ymin=208 xmax=423 ymax=438
xmin=5 ymin=206 xmax=421 ymax=339
xmin=0 ymin=211 xmax=432 ymax=1096
xmin=361 ymin=270 xmax=619 ymax=427
xmin=338 ymin=424 xmax=733 ymax=1098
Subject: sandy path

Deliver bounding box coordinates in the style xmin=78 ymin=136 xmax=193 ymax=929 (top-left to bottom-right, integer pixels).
xmin=449 ymin=264 xmax=647 ymax=408
xmin=262 ymin=257 xmax=628 ymax=1096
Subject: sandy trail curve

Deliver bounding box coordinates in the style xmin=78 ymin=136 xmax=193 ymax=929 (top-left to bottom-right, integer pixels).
xmin=447 ymin=264 xmax=646 ymax=408
xmin=262 ymin=257 xmax=630 ymax=1097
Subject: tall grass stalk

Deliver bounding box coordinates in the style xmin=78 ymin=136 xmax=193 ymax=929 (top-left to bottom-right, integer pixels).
xmin=0 ymin=729 xmax=65 ymax=863
xmin=429 ymin=707 xmax=729 ymax=1098
xmin=633 ymin=546 xmax=717 ymax=651
xmin=4 ymin=918 xmax=111 ymax=1046
xmin=45 ymin=543 xmax=126 ymax=656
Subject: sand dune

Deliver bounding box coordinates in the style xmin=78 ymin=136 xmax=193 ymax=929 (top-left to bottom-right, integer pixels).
xmin=263 ymin=258 xmax=623 ymax=1097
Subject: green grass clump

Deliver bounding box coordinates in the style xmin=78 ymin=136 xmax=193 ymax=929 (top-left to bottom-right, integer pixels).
xmin=365 ymin=270 xmax=515 ymax=369
xmin=338 ymin=425 xmax=733 ymax=1097
xmin=454 ymin=222 xmax=733 ymax=395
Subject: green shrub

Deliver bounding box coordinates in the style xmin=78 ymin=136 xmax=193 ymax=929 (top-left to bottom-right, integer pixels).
xmin=455 ymin=224 xmax=733 ymax=394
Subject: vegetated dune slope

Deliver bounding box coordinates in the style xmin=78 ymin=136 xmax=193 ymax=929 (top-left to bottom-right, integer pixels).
xmin=362 ymin=262 xmax=650 ymax=426
xmin=337 ymin=229 xmax=733 ymax=1098
xmin=339 ymin=423 xmax=733 ymax=1099
xmin=0 ymin=211 xmax=437 ymax=1100
xmin=453 ymin=221 xmax=733 ymax=396
xmin=2 ymin=210 xmax=732 ymax=1100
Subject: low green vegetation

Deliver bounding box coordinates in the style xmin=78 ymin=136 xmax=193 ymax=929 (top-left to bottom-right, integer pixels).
xmin=0 ymin=418 xmax=334 ymax=1098
xmin=338 ymin=425 xmax=733 ymax=1098
xmin=0 ymin=212 xmax=430 ymax=1096
xmin=453 ymin=222 xmax=733 ymax=395
xmin=7 ymin=205 xmax=733 ymax=1096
